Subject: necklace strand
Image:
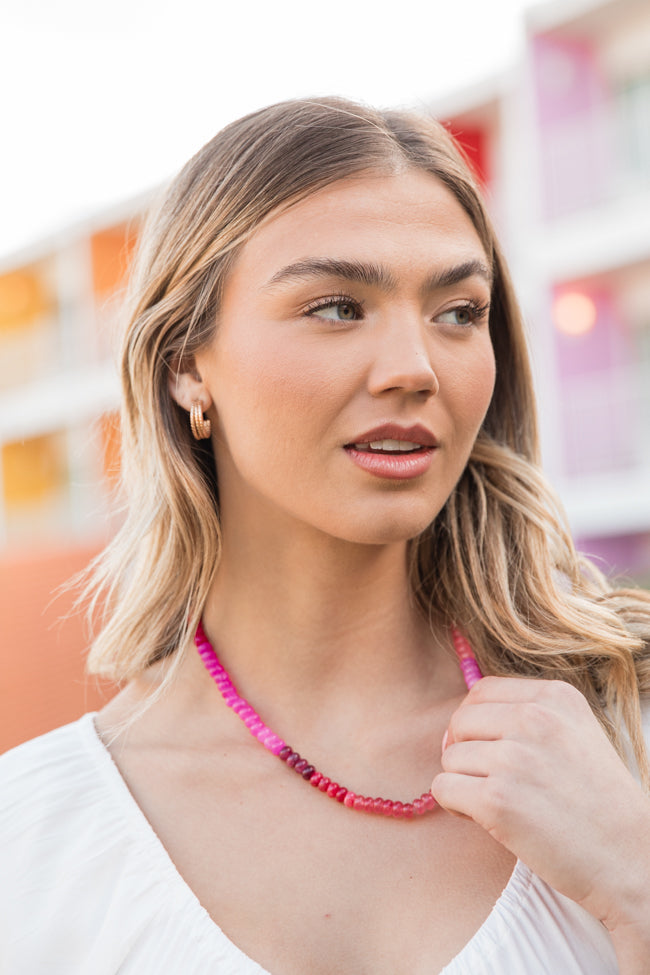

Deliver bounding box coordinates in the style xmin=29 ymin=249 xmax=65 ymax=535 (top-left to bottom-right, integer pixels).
xmin=195 ymin=622 xmax=482 ymax=819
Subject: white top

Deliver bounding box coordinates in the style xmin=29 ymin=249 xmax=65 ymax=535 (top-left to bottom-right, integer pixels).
xmin=0 ymin=713 xmax=622 ymax=974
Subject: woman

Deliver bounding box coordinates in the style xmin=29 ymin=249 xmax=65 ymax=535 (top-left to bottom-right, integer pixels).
xmin=2 ymin=97 xmax=650 ymax=974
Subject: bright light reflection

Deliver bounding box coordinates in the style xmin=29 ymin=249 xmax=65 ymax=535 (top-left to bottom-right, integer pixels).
xmin=553 ymin=291 xmax=597 ymax=336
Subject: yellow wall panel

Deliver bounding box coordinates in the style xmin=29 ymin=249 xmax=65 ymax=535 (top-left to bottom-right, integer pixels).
xmin=0 ymin=268 xmax=52 ymax=332
xmin=2 ymin=433 xmax=67 ymax=506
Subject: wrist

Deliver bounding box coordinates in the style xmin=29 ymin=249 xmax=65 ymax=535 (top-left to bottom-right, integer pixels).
xmin=601 ymin=809 xmax=650 ymax=972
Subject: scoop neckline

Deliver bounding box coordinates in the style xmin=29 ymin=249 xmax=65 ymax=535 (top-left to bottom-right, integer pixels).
xmin=80 ymin=711 xmax=533 ymax=974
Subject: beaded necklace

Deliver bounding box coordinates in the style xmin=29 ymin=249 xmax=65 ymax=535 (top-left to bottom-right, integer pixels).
xmin=195 ymin=622 xmax=482 ymax=819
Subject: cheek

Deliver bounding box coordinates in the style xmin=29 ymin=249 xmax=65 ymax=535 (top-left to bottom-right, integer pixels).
xmin=444 ymin=344 xmax=496 ymax=435
xmin=468 ymin=353 xmax=497 ymax=421
xmin=213 ymin=334 xmax=357 ymax=452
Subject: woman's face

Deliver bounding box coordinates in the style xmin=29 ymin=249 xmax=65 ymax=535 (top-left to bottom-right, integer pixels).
xmin=194 ymin=168 xmax=496 ymax=546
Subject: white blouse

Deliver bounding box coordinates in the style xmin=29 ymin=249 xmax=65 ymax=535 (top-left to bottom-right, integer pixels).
xmin=0 ymin=713 xmax=621 ymax=974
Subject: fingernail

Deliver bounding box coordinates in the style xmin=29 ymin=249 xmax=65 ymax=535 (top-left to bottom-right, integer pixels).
xmin=441 ymin=730 xmax=448 ymax=754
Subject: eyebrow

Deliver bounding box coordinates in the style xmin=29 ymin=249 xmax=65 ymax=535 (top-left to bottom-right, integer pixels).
xmin=263 ymin=257 xmax=493 ymax=293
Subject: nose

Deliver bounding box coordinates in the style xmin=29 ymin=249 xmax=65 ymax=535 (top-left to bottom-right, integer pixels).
xmin=366 ymin=315 xmax=439 ymax=399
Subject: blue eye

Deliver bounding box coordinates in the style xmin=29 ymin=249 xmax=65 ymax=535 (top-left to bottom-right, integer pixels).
xmin=436 ymin=302 xmax=489 ymax=327
xmin=305 ymin=298 xmax=362 ymax=321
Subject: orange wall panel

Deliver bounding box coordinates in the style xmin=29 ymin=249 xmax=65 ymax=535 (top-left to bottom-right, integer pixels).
xmin=91 ymin=225 xmax=138 ymax=297
xmin=100 ymin=411 xmax=122 ymax=488
xmin=0 ymin=544 xmax=116 ymax=753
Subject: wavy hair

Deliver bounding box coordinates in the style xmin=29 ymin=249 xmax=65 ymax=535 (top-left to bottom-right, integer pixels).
xmin=83 ymin=97 xmax=650 ymax=781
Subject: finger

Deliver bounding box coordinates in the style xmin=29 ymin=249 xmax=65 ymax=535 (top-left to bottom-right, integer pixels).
xmin=441 ymin=739 xmax=503 ymax=777
xmin=430 ymin=770 xmax=488 ymax=822
xmin=467 ymin=675 xmax=589 ymax=714
xmin=446 ymin=702 xmax=514 ymax=746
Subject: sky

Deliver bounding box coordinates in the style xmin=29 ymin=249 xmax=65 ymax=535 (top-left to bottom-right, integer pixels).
xmin=0 ymin=0 xmax=539 ymax=261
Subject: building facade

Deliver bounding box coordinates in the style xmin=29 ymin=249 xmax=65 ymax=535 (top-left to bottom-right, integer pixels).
xmin=437 ymin=0 xmax=650 ymax=584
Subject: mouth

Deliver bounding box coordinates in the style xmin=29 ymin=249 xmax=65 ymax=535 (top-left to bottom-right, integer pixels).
xmin=344 ymin=423 xmax=438 ymax=455
xmin=342 ymin=425 xmax=438 ymax=480
xmin=347 ymin=438 xmax=430 ymax=455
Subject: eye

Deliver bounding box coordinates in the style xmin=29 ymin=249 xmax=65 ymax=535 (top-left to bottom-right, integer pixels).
xmin=435 ymin=301 xmax=489 ymax=328
xmin=304 ymin=296 xmax=363 ymax=322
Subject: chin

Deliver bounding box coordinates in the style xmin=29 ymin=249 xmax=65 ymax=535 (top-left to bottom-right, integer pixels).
xmin=328 ymin=510 xmax=437 ymax=547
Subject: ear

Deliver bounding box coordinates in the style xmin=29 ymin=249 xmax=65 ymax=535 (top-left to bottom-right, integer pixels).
xmin=168 ymin=358 xmax=213 ymax=414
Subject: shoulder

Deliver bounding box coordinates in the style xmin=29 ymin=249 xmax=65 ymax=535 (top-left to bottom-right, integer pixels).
xmin=0 ymin=715 xmax=237 ymax=973
xmin=0 ymin=714 xmax=102 ymax=823
xmin=0 ymin=715 xmax=115 ymax=890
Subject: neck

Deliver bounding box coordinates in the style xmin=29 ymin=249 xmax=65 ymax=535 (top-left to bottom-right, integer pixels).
xmin=198 ymin=519 xmax=459 ymax=728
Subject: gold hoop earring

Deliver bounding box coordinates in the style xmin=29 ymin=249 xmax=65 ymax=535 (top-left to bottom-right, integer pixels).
xmin=190 ymin=401 xmax=211 ymax=440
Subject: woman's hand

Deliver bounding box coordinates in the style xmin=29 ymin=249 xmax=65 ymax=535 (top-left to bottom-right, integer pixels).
xmin=431 ymin=677 xmax=650 ymax=963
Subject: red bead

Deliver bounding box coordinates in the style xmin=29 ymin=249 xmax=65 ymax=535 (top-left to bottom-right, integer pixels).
xmin=278 ymin=746 xmax=292 ymax=761
xmin=310 ymin=772 xmax=323 ymax=788
xmin=372 ymin=798 xmax=384 ymax=813
xmin=326 ymin=781 xmax=340 ymax=798
xmin=353 ymin=795 xmax=366 ymax=811
xmin=392 ymin=801 xmax=404 ymax=818
xmin=294 ymin=758 xmax=308 ymax=773
xmin=421 ymin=793 xmax=436 ymax=811
xmin=335 ymin=787 xmax=348 ymax=803
xmin=343 ymin=792 xmax=356 ymax=808
xmin=381 ymin=800 xmax=394 ymax=816
xmin=301 ymin=765 xmax=315 ymax=780
xmin=286 ymin=752 xmax=301 ymax=767
xmin=402 ymin=803 xmax=415 ymax=818
xmin=413 ymin=798 xmax=426 ymax=815
xmin=318 ymin=777 xmax=331 ymax=792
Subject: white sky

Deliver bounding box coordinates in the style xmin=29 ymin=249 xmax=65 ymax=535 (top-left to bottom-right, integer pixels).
xmin=0 ymin=0 xmax=539 ymax=262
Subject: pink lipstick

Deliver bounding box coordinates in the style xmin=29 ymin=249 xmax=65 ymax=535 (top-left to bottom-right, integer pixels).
xmin=343 ymin=423 xmax=438 ymax=481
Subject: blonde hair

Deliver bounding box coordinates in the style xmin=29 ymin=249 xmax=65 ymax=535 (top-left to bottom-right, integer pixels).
xmin=84 ymin=97 xmax=650 ymax=781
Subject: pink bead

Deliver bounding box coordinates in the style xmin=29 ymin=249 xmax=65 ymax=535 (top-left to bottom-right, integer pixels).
xmin=344 ymin=792 xmax=356 ymax=808
xmin=381 ymin=800 xmax=394 ymax=816
xmin=392 ymin=801 xmax=404 ymax=818
xmin=372 ymin=798 xmax=384 ymax=814
xmin=413 ymin=798 xmax=425 ymax=815
xmin=353 ymin=795 xmax=367 ymax=810
xmin=402 ymin=803 xmax=414 ymax=818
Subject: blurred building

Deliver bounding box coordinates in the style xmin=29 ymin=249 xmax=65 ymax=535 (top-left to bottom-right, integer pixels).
xmin=437 ymin=0 xmax=650 ymax=584
xmin=0 ymin=200 xmax=148 ymax=749
xmin=1 ymin=0 xmax=649 ymax=750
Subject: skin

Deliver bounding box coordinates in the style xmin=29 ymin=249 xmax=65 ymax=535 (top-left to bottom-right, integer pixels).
xmin=97 ymin=170 xmax=650 ymax=973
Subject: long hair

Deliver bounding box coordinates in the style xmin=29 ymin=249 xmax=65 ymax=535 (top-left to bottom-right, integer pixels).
xmin=83 ymin=97 xmax=650 ymax=780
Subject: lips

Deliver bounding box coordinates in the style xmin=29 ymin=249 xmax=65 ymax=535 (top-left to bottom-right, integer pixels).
xmin=345 ymin=423 xmax=438 ymax=452
xmin=343 ymin=423 xmax=438 ymax=480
